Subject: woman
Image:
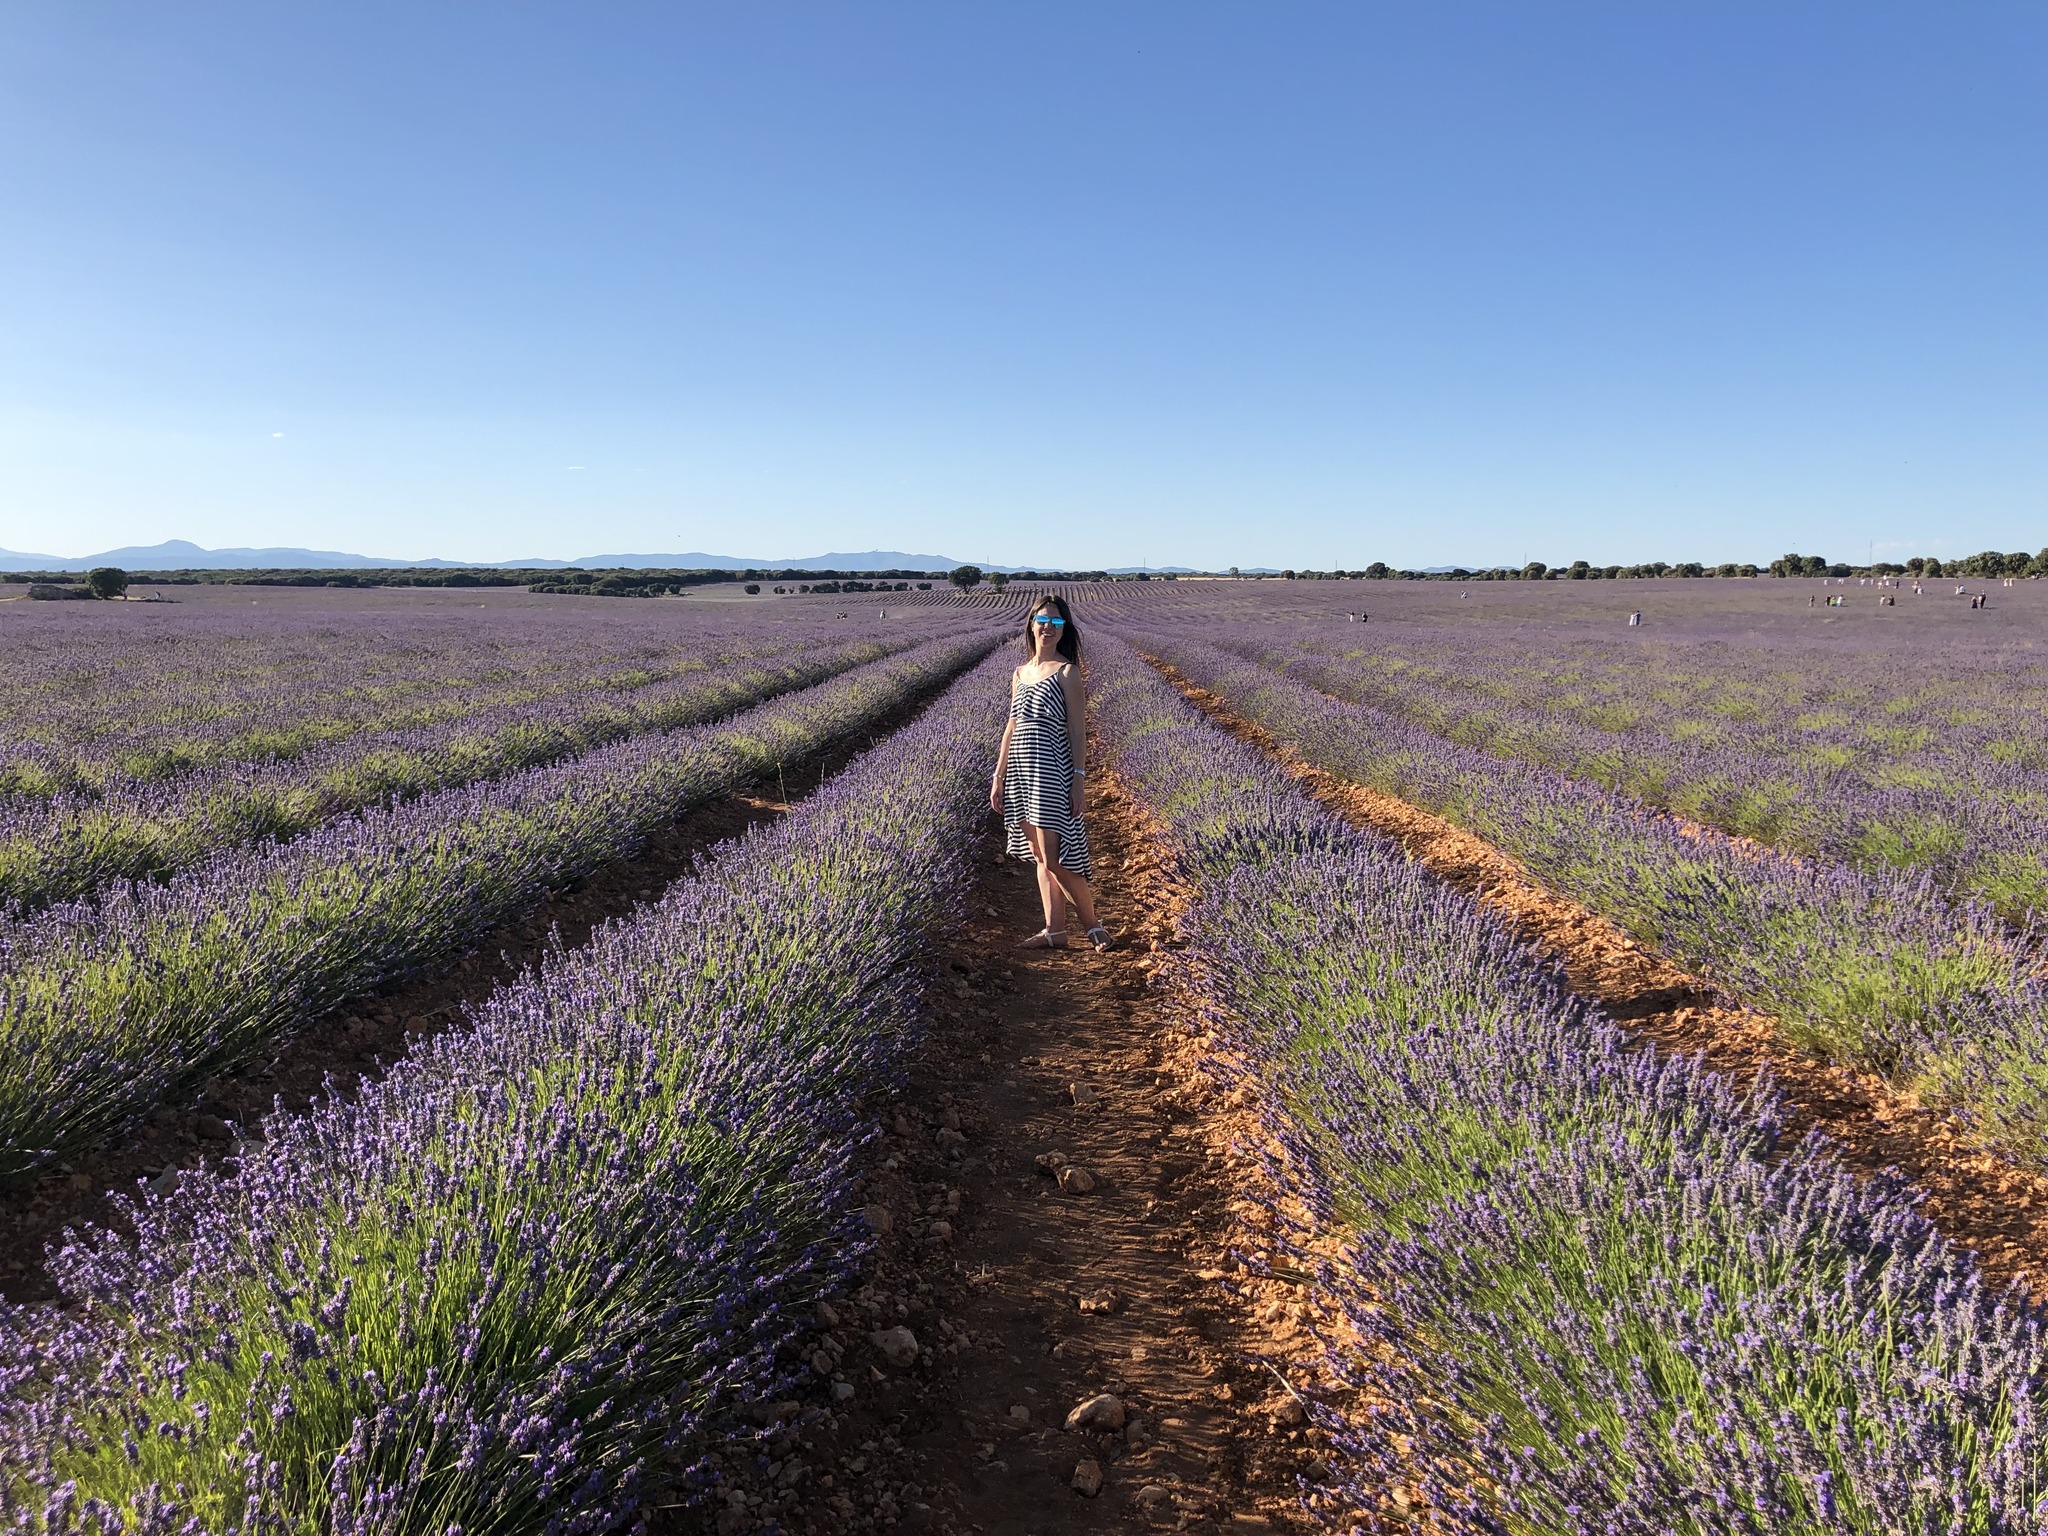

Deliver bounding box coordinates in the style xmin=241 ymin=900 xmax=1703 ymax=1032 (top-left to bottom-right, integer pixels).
xmin=990 ymin=595 xmax=1112 ymax=951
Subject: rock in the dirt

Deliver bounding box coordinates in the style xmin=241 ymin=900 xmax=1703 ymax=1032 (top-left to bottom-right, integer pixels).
xmin=1271 ymin=1396 xmax=1308 ymax=1427
xmin=831 ymin=1381 xmax=856 ymax=1402
xmin=1070 ymin=1083 xmax=1100 ymax=1107
xmin=1034 ymin=1151 xmax=1069 ymax=1173
xmin=67 ymin=1172 xmax=92 ymax=1191
xmin=1008 ymin=1404 xmax=1032 ymax=1424
xmin=869 ymin=1326 xmax=919 ymax=1368
xmin=927 ymin=1219 xmax=953 ymax=1240
xmin=940 ymin=1107 xmax=962 ymax=1130
xmin=1134 ymin=1484 xmax=1170 ymax=1509
xmin=1071 ymin=1459 xmax=1105 ymax=1497
xmin=196 ymin=1115 xmax=234 ymax=1142
xmin=1056 ymin=1165 xmax=1097 ymax=1194
xmin=1064 ymin=1393 xmax=1127 ymax=1433
xmin=935 ymin=1127 xmax=967 ymax=1151
xmin=816 ymin=1300 xmax=841 ymax=1327
xmin=149 ymin=1167 xmax=181 ymax=1196
xmin=893 ymin=1113 xmax=914 ymax=1136
xmin=810 ymin=1349 xmax=835 ymax=1376
xmin=864 ymin=1205 xmax=894 ymax=1235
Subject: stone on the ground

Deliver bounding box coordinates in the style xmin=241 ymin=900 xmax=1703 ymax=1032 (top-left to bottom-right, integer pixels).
xmin=1056 ymin=1165 xmax=1097 ymax=1194
xmin=1070 ymin=1083 xmax=1100 ymax=1107
xmin=935 ymin=1127 xmax=967 ymax=1150
xmin=940 ymin=1107 xmax=962 ymax=1130
xmin=1008 ymin=1404 xmax=1031 ymax=1423
xmin=831 ymin=1380 xmax=856 ymax=1401
xmin=196 ymin=1115 xmax=234 ymax=1142
xmin=1134 ymin=1484 xmax=1171 ymax=1509
xmin=868 ymin=1326 xmax=919 ymax=1368
xmin=816 ymin=1300 xmax=841 ymax=1327
xmin=928 ymin=1219 xmax=953 ymax=1239
xmin=1071 ymin=1459 xmax=1105 ymax=1497
xmin=1064 ymin=1393 xmax=1127 ymax=1433
xmin=1272 ymin=1396 xmax=1308 ymax=1427
xmin=1035 ymin=1151 xmax=1069 ymax=1172
xmin=864 ymin=1204 xmax=893 ymax=1235
xmin=893 ymin=1113 xmax=914 ymax=1136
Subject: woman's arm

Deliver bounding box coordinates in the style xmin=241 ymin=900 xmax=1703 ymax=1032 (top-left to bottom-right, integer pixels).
xmin=1060 ymin=664 xmax=1086 ymax=809
xmin=990 ymin=672 xmax=1019 ymax=811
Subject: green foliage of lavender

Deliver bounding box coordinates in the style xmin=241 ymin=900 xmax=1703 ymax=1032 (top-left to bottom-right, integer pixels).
xmin=0 ymin=632 xmax=998 ymax=1175
xmin=0 ymin=649 xmax=1013 ymax=1534
xmin=0 ymin=596 xmax=952 ymax=800
xmin=1091 ymin=634 xmax=2048 ymax=1534
xmin=1204 ymin=623 xmax=2048 ymax=925
xmin=1130 ymin=631 xmax=2048 ymax=1161
xmin=0 ymin=634 xmax=943 ymax=916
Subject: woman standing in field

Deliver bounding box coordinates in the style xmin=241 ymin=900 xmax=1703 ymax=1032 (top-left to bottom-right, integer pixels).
xmin=991 ymin=595 xmax=1112 ymax=951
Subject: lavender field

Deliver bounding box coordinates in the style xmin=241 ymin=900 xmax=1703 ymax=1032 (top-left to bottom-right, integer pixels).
xmin=4 ymin=578 xmax=2048 ymax=1533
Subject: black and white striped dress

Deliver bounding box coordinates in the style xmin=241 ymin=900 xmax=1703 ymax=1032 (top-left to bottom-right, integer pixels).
xmin=1003 ymin=666 xmax=1091 ymax=878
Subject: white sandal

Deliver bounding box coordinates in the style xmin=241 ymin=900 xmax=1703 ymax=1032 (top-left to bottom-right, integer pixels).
xmin=1020 ymin=928 xmax=1067 ymax=950
xmin=1085 ymin=925 xmax=1115 ymax=952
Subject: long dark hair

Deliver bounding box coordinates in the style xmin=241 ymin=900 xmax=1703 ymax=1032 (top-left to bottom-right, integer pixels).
xmin=1021 ymin=593 xmax=1080 ymax=664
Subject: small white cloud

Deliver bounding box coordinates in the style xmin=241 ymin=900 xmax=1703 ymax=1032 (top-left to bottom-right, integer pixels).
xmin=272 ymin=432 xmax=284 ymax=438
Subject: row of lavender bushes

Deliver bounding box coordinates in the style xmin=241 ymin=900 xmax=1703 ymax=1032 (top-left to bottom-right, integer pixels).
xmin=1203 ymin=629 xmax=2048 ymax=926
xmin=0 ymin=600 xmax=884 ymax=796
xmin=0 ymin=631 xmax=999 ymax=1176
xmin=0 ymin=647 xmax=1012 ymax=1535
xmin=0 ymin=630 xmax=963 ymax=917
xmin=1128 ymin=630 xmax=2048 ymax=1166
xmin=1090 ymin=633 xmax=2048 ymax=1534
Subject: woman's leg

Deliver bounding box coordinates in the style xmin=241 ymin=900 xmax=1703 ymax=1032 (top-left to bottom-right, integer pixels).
xmin=1022 ymin=825 xmax=1066 ymax=934
xmin=1039 ymin=827 xmax=1099 ymax=932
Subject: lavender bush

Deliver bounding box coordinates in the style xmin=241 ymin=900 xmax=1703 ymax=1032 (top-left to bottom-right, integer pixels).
xmin=1208 ymin=627 xmax=2048 ymax=925
xmin=1126 ymin=630 xmax=2048 ymax=1162
xmin=0 ymin=632 xmax=998 ymax=1175
xmin=0 ymin=647 xmax=1012 ymax=1535
xmin=0 ymin=593 xmax=968 ymax=800
xmin=1091 ymin=633 xmax=2048 ymax=1534
xmin=0 ymin=632 xmax=951 ymax=916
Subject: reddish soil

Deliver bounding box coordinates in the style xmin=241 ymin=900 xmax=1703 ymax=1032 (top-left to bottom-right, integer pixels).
xmin=1144 ymin=655 xmax=2048 ymax=1300
xmin=682 ymin=767 xmax=1348 ymax=1534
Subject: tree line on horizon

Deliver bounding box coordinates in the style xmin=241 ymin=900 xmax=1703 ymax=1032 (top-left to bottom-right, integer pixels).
xmin=10 ymin=548 xmax=2043 ymax=600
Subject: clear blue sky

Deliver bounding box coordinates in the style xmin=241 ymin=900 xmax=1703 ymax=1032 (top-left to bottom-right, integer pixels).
xmin=1 ymin=3 xmax=2041 ymax=570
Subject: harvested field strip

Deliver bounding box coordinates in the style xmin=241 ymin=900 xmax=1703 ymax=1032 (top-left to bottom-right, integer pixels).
xmin=1092 ymin=633 xmax=2048 ymax=1534
xmin=0 ymin=632 xmax=999 ymax=1175
xmin=0 ymin=650 xmax=1016 ymax=1534
xmin=1130 ymin=630 xmax=2048 ymax=1171
xmin=0 ymin=629 xmax=973 ymax=916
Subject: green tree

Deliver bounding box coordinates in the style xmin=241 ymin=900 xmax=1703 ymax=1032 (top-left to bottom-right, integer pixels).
xmin=948 ymin=565 xmax=982 ymax=590
xmin=85 ymin=566 xmax=129 ymax=599
xmin=988 ymin=572 xmax=1009 ymax=591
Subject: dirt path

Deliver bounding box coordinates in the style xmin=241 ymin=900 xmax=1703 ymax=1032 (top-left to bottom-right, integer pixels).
xmin=689 ymin=770 xmax=1335 ymax=1534
xmin=1142 ymin=655 xmax=2048 ymax=1300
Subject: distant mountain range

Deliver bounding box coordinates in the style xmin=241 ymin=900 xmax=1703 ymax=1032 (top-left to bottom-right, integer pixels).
xmin=0 ymin=540 xmax=1201 ymax=575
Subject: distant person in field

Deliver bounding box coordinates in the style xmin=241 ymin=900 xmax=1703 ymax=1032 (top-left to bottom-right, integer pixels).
xmin=991 ymin=595 xmax=1112 ymax=951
